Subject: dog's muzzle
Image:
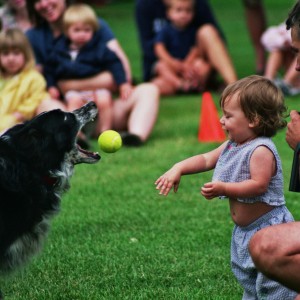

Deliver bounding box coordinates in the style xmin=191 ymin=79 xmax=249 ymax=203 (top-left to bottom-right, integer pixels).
xmin=72 ymin=102 xmax=101 ymax=164
xmin=73 ymin=101 xmax=98 ymax=129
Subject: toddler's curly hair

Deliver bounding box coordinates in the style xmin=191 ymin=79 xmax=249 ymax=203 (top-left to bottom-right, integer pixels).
xmin=220 ymin=75 xmax=287 ymax=137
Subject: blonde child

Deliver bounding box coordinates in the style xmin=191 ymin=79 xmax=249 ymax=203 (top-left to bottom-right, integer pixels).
xmin=0 ymin=28 xmax=50 ymax=133
xmin=155 ymin=75 xmax=297 ymax=299
xmin=44 ymin=4 xmax=133 ymax=136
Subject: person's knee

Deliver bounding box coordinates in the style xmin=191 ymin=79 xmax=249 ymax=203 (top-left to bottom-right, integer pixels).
xmin=249 ymin=230 xmax=265 ymax=261
xmin=135 ymin=82 xmax=160 ymax=98
xmin=69 ymin=98 xmax=83 ymax=109
xmin=249 ymin=228 xmax=278 ymax=272
xmin=197 ymin=24 xmax=219 ymax=41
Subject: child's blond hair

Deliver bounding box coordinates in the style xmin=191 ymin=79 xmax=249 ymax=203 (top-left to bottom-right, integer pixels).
xmin=0 ymin=28 xmax=35 ymax=76
xmin=63 ymin=4 xmax=99 ymax=35
xmin=220 ymin=75 xmax=287 ymax=137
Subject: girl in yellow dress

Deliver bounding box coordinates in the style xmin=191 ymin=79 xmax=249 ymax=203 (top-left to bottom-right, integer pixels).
xmin=0 ymin=28 xmax=50 ymax=133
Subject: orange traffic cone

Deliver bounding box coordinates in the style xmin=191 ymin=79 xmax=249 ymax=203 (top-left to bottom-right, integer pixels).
xmin=198 ymin=92 xmax=226 ymax=142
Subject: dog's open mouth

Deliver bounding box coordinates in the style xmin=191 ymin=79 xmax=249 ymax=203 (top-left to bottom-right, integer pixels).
xmin=75 ymin=144 xmax=100 ymax=164
xmin=70 ymin=102 xmax=101 ymax=164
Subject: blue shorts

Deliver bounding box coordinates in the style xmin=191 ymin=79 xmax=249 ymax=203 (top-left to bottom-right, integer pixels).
xmin=231 ymin=205 xmax=297 ymax=300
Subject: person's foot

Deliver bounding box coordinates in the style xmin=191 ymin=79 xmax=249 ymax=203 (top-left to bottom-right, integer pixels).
xmin=274 ymin=78 xmax=300 ymax=96
xmin=120 ymin=132 xmax=143 ymax=147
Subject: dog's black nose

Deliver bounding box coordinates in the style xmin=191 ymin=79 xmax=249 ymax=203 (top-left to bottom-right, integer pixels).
xmin=86 ymin=101 xmax=97 ymax=109
xmin=73 ymin=101 xmax=98 ymax=117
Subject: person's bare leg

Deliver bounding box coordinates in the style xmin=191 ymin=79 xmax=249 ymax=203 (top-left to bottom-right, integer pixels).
xmin=65 ymin=93 xmax=84 ymax=112
xmin=127 ymin=83 xmax=159 ymax=140
xmin=197 ymin=24 xmax=237 ymax=85
xmin=58 ymin=72 xmax=116 ymax=94
xmin=249 ymin=222 xmax=300 ymax=293
xmin=112 ymin=83 xmax=160 ymax=142
xmin=264 ymin=50 xmax=283 ymax=80
xmin=243 ymin=0 xmax=266 ymax=74
xmin=94 ymin=89 xmax=113 ymax=134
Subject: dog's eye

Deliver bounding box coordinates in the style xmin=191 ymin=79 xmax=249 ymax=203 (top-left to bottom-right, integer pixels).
xmin=64 ymin=115 xmax=68 ymax=122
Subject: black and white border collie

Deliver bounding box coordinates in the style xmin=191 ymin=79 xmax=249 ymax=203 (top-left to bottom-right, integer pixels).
xmin=0 ymin=102 xmax=100 ymax=278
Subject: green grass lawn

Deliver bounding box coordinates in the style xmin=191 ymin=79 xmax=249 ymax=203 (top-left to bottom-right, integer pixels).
xmin=1 ymin=0 xmax=300 ymax=299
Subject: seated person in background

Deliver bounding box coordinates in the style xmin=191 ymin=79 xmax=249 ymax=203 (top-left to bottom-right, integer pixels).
xmin=135 ymin=0 xmax=237 ymax=85
xmin=0 ymin=0 xmax=32 ymax=32
xmin=152 ymin=0 xmax=214 ymax=95
xmin=44 ymin=4 xmax=133 ymax=135
xmin=26 ymin=0 xmax=159 ymax=147
xmin=0 ymin=28 xmax=51 ymax=133
xmin=26 ymin=0 xmax=130 ymax=98
xmin=261 ymin=22 xmax=300 ymax=96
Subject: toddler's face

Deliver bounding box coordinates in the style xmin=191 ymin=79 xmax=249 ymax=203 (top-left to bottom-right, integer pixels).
xmin=220 ymin=94 xmax=256 ymax=145
xmin=0 ymin=48 xmax=25 ymax=76
xmin=167 ymin=1 xmax=194 ymax=29
xmin=67 ymin=22 xmax=93 ymax=49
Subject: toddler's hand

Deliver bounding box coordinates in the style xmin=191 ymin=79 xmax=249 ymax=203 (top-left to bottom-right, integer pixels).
xmin=155 ymin=167 xmax=181 ymax=196
xmin=48 ymin=86 xmax=61 ymax=100
xmin=201 ymin=181 xmax=225 ymax=200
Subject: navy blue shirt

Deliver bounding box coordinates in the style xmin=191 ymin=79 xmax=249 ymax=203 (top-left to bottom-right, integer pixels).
xmin=43 ymin=30 xmax=126 ymax=88
xmin=26 ymin=18 xmax=114 ymax=68
xmin=155 ymin=23 xmax=197 ymax=60
xmin=135 ymin=0 xmax=224 ymax=81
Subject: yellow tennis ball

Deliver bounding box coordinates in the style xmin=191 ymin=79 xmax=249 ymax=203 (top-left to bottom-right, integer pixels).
xmin=98 ymin=130 xmax=122 ymax=153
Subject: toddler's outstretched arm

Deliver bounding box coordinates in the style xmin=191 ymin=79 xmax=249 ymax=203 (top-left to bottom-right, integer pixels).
xmin=155 ymin=143 xmax=226 ymax=196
